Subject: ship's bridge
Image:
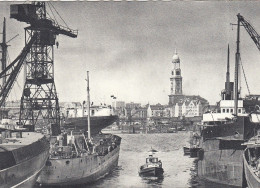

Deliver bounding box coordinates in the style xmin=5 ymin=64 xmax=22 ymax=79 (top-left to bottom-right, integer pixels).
xmin=219 ymin=100 xmax=245 ymax=114
xmin=202 ymin=100 xmax=247 ymax=123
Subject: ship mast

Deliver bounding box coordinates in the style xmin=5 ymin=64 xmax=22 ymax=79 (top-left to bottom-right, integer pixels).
xmin=1 ymin=18 xmax=7 ymax=107
xmin=234 ymin=14 xmax=241 ymax=116
xmin=86 ymin=71 xmax=91 ymax=139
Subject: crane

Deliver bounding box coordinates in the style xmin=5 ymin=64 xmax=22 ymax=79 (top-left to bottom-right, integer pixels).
xmin=0 ymin=17 xmax=32 ymax=108
xmin=7 ymin=2 xmax=78 ymax=130
xmin=233 ymin=14 xmax=260 ymax=115
xmin=237 ymin=14 xmax=260 ymax=52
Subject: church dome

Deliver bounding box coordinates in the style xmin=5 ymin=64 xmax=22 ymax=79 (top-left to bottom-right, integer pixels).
xmin=172 ymin=54 xmax=180 ymax=63
xmin=172 ymin=49 xmax=180 ymax=63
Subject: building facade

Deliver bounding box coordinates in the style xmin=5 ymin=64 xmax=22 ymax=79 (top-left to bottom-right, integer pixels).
xmin=112 ymin=101 xmax=125 ymax=109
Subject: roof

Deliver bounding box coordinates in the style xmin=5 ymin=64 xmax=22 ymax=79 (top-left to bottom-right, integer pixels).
xmin=171 ymin=95 xmax=208 ymax=106
xmin=150 ymin=105 xmax=165 ymax=110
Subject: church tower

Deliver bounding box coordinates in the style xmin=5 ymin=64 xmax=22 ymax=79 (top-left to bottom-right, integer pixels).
xmin=169 ymin=49 xmax=183 ymax=105
xmin=170 ymin=50 xmax=183 ymax=95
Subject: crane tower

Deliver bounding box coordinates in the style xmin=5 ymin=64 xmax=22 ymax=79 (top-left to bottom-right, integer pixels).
xmin=10 ymin=2 xmax=78 ymax=130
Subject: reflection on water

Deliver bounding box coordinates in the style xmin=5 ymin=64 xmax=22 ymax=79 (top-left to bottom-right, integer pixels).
xmin=35 ymin=132 xmax=238 ymax=188
xmin=141 ymin=176 xmax=164 ymax=185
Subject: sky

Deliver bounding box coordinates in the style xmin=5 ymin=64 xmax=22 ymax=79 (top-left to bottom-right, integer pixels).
xmin=1 ymin=1 xmax=260 ymax=106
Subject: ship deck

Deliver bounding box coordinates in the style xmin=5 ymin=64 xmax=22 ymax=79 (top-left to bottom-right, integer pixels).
xmin=0 ymin=132 xmax=45 ymax=151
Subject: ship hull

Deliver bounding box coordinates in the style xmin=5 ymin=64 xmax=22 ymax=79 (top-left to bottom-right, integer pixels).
xmin=243 ymin=149 xmax=260 ymax=188
xmin=38 ymin=143 xmax=120 ymax=186
xmin=63 ymin=115 xmax=118 ymax=135
xmin=189 ymin=147 xmax=200 ymax=158
xmin=0 ymin=137 xmax=50 ymax=188
xmin=183 ymin=147 xmax=190 ymax=155
xmin=139 ymin=167 xmax=164 ymax=177
xmin=197 ymin=139 xmax=244 ymax=187
xmin=197 ymin=116 xmax=259 ymax=187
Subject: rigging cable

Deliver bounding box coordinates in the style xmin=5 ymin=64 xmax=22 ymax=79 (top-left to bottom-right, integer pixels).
xmin=49 ymin=2 xmax=69 ymax=29
xmin=46 ymin=2 xmax=59 ymax=25
xmin=239 ymin=56 xmax=251 ymax=95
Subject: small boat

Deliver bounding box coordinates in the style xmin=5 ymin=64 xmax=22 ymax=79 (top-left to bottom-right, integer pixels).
xmin=242 ymin=130 xmax=260 ymax=188
xmin=183 ymin=131 xmax=201 ymax=157
xmin=139 ymin=150 xmax=164 ymax=177
xmin=183 ymin=146 xmax=190 ymax=155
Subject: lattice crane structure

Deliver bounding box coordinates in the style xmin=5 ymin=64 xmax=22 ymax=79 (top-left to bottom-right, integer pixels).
xmin=10 ymin=2 xmax=78 ymax=130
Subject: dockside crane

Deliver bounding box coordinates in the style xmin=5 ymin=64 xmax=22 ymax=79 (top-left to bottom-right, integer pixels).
xmin=233 ymin=14 xmax=260 ymax=115
xmin=237 ymin=14 xmax=260 ymax=52
xmin=7 ymin=2 xmax=78 ymax=130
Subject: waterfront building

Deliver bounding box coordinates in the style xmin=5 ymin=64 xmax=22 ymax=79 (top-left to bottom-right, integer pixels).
xmin=147 ymin=103 xmax=167 ymax=118
xmin=112 ymin=101 xmax=125 ymax=109
xmin=168 ymin=50 xmax=209 ymax=117
xmin=126 ymin=102 xmax=141 ymax=109
xmin=131 ymin=106 xmax=148 ymax=119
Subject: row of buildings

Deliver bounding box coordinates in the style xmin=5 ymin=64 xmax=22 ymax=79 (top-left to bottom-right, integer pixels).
xmin=4 ymin=50 xmax=209 ymax=121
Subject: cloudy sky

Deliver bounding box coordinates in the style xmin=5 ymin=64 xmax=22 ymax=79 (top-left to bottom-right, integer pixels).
xmin=1 ymin=1 xmax=260 ymax=105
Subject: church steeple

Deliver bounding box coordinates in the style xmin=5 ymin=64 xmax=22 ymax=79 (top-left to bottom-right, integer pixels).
xmin=170 ymin=49 xmax=182 ymax=95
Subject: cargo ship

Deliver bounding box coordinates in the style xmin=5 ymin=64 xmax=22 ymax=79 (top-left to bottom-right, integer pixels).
xmin=0 ymin=120 xmax=49 ymax=188
xmin=197 ymin=14 xmax=260 ymax=187
xmin=62 ymin=105 xmax=118 ymax=135
xmin=37 ymin=71 xmax=122 ymax=186
xmin=37 ymin=132 xmax=121 ymax=186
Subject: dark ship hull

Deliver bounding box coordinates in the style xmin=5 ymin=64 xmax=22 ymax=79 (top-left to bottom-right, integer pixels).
xmin=63 ymin=115 xmax=118 ymax=135
xmin=183 ymin=147 xmax=190 ymax=155
xmin=38 ymin=134 xmax=121 ymax=186
xmin=197 ymin=116 xmax=260 ymax=187
xmin=0 ymin=133 xmax=50 ymax=188
xmin=139 ymin=167 xmax=164 ymax=177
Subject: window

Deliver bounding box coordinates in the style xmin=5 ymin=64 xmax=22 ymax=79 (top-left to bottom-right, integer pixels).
xmin=238 ymin=109 xmax=241 ymax=113
xmin=222 ymin=109 xmax=225 ymax=113
xmin=227 ymin=109 xmax=229 ymax=113
xmin=176 ymin=71 xmax=180 ymax=75
xmin=231 ymin=109 xmax=233 ymax=113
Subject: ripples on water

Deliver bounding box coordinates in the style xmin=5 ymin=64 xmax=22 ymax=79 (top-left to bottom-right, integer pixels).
xmin=37 ymin=132 xmax=237 ymax=188
xmin=90 ymin=132 xmax=196 ymax=188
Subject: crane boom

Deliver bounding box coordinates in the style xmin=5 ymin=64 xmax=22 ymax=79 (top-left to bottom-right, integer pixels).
xmin=237 ymin=14 xmax=260 ymax=52
xmin=0 ymin=34 xmax=36 ymax=107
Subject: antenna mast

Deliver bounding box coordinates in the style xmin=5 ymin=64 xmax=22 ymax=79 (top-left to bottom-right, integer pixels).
xmin=86 ymin=71 xmax=91 ymax=139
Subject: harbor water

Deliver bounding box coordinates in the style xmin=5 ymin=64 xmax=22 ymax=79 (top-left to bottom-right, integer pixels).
xmin=37 ymin=132 xmax=238 ymax=188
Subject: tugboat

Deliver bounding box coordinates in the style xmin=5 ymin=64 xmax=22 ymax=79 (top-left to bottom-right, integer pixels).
xmin=242 ymin=130 xmax=260 ymax=188
xmin=197 ymin=14 xmax=260 ymax=187
xmin=37 ymin=71 xmax=122 ymax=186
xmin=139 ymin=149 xmax=164 ymax=177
